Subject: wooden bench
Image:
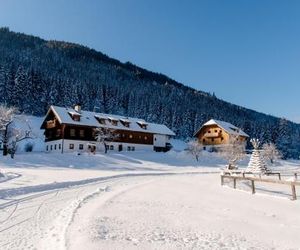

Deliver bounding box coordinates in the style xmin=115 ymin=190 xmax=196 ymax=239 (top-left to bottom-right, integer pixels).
xmin=221 ymin=174 xmax=300 ymax=200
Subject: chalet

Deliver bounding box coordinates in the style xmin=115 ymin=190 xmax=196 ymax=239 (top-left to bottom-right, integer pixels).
xmin=40 ymin=105 xmax=175 ymax=153
xmin=194 ymin=119 xmax=249 ymax=149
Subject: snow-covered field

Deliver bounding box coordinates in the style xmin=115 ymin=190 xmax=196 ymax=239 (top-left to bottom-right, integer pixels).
xmin=0 ymin=150 xmax=300 ymax=250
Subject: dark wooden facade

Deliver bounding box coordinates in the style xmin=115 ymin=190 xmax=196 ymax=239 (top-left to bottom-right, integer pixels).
xmin=42 ymin=110 xmax=154 ymax=145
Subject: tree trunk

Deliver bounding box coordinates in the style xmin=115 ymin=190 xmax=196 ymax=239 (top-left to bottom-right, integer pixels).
xmin=3 ymin=144 xmax=8 ymax=156
xmin=2 ymin=125 xmax=8 ymax=156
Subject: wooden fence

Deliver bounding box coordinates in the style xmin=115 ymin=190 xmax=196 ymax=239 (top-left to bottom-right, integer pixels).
xmin=221 ymin=174 xmax=300 ymax=200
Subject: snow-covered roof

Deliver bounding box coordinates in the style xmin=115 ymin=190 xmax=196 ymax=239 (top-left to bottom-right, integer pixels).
xmin=194 ymin=119 xmax=249 ymax=137
xmin=120 ymin=118 xmax=130 ymax=123
xmin=44 ymin=105 xmax=175 ymax=136
xmin=137 ymin=120 xmax=148 ymax=125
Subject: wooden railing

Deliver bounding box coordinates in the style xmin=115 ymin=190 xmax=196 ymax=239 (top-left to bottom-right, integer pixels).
xmin=221 ymin=174 xmax=300 ymax=200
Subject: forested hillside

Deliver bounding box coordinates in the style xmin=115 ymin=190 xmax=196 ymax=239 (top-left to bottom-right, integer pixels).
xmin=0 ymin=27 xmax=299 ymax=158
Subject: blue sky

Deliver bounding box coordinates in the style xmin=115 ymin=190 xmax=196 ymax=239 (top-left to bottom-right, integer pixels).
xmin=0 ymin=0 xmax=299 ymax=122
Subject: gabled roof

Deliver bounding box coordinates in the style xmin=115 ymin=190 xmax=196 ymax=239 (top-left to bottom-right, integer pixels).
xmin=42 ymin=105 xmax=175 ymax=136
xmin=194 ymin=119 xmax=249 ymax=137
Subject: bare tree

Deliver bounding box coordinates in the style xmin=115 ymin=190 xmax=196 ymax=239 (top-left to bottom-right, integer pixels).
xmin=0 ymin=105 xmax=33 ymax=158
xmin=262 ymin=142 xmax=282 ymax=165
xmin=219 ymin=135 xmax=246 ymax=170
xmin=186 ymin=139 xmax=203 ymax=162
xmin=95 ymin=127 xmax=119 ymax=154
xmin=0 ymin=105 xmax=18 ymax=156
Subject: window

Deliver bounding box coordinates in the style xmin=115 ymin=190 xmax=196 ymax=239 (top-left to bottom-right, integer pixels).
xmin=208 ymin=130 xmax=211 ymax=133
xmin=120 ymin=120 xmax=130 ymax=127
xmin=214 ymin=130 xmax=218 ymax=133
xmin=95 ymin=117 xmax=106 ymax=125
xmin=80 ymin=130 xmax=85 ymax=137
xmin=154 ymin=138 xmax=157 ymax=141
xmin=54 ymin=144 xmax=57 ymax=150
xmin=144 ymin=136 xmax=148 ymax=140
xmin=59 ymin=144 xmax=61 ymax=150
xmin=203 ymin=139 xmax=206 ymax=142
xmin=46 ymin=145 xmax=49 ymax=151
xmin=211 ymin=138 xmax=214 ymax=142
xmin=110 ymin=145 xmax=114 ymax=150
xmin=50 ymin=145 xmax=53 ymax=150
xmin=127 ymin=146 xmax=131 ymax=151
xmin=79 ymin=144 xmax=84 ymax=150
xmin=132 ymin=147 xmax=135 ymax=151
xmin=74 ymin=115 xmax=80 ymax=121
xmin=110 ymin=119 xmax=118 ymax=126
xmin=70 ymin=129 xmax=76 ymax=137
xmin=129 ymin=134 xmax=133 ymax=139
xmin=69 ymin=144 xmax=74 ymax=150
xmin=56 ymin=129 xmax=61 ymax=137
xmin=221 ymin=137 xmax=224 ymax=141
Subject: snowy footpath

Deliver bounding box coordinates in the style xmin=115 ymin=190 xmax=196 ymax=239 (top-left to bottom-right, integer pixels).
xmin=0 ymin=152 xmax=300 ymax=249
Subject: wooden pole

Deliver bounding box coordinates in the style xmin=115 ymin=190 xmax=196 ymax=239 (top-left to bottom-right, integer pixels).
xmin=221 ymin=175 xmax=224 ymax=186
xmin=294 ymin=173 xmax=298 ymax=180
xmin=233 ymin=178 xmax=237 ymax=189
xmin=251 ymin=180 xmax=255 ymax=194
xmin=291 ymin=184 xmax=297 ymax=200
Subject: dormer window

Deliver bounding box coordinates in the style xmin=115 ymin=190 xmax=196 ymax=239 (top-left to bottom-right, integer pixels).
xmin=108 ymin=117 xmax=118 ymax=126
xmin=137 ymin=121 xmax=148 ymax=130
xmin=68 ymin=111 xmax=81 ymax=121
xmin=120 ymin=118 xmax=130 ymax=128
xmin=95 ymin=115 xmax=106 ymax=125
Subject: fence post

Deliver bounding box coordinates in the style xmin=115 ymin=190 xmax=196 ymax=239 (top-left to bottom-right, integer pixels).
xmin=251 ymin=180 xmax=255 ymax=194
xmin=233 ymin=178 xmax=236 ymax=189
xmin=294 ymin=173 xmax=298 ymax=181
xmin=291 ymin=184 xmax=297 ymax=200
xmin=221 ymin=175 xmax=224 ymax=186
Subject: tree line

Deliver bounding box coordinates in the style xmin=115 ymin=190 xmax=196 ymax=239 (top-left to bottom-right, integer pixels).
xmin=0 ymin=27 xmax=300 ymax=158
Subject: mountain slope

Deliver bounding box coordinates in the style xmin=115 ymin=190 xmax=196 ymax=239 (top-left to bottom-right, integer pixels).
xmin=0 ymin=27 xmax=299 ymax=158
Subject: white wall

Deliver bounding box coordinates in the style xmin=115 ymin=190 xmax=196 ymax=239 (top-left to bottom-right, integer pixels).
xmin=45 ymin=139 xmax=154 ymax=153
xmin=153 ymin=134 xmax=169 ymax=147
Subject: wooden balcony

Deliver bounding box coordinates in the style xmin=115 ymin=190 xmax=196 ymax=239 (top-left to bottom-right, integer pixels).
xmin=46 ymin=120 xmax=56 ymax=129
xmin=204 ymin=132 xmax=221 ymax=138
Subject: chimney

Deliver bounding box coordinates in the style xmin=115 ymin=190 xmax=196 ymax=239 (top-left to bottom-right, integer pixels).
xmin=74 ymin=104 xmax=81 ymax=113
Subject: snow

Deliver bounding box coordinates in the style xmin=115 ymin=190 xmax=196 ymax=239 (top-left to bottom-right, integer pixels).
xmin=0 ymin=150 xmax=299 ymax=249
xmin=0 ymin=116 xmax=300 ymax=250
xmin=11 ymin=115 xmax=45 ymax=152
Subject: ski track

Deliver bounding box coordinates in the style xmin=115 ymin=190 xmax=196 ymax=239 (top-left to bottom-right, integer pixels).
xmin=0 ymin=172 xmax=211 ymax=250
xmin=0 ymin=170 xmax=217 ymax=199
